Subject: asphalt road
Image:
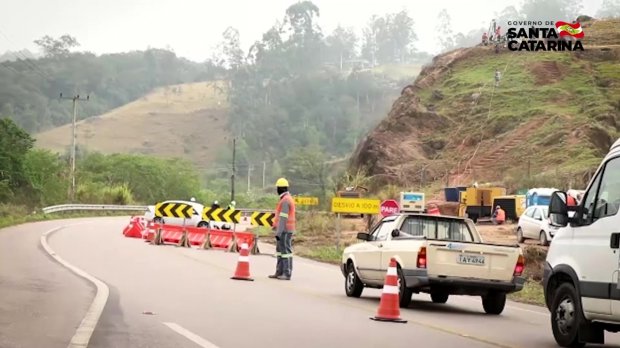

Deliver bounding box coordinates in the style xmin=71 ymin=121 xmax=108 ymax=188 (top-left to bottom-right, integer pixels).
xmin=2 ymin=216 xmax=620 ymax=348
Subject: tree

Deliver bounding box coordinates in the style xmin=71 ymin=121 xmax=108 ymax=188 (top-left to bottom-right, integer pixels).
xmin=220 ymin=27 xmax=245 ymax=70
xmin=33 ymin=34 xmax=80 ymax=58
xmin=597 ymin=0 xmax=620 ymax=18
xmin=325 ymin=26 xmax=358 ymax=70
xmin=0 ymin=118 xmax=34 ymax=197
xmin=520 ymin=0 xmax=583 ymax=22
xmin=436 ymin=9 xmax=455 ymax=52
xmin=284 ymin=146 xmax=328 ymax=198
xmin=23 ymin=149 xmax=66 ymax=206
xmin=391 ymin=10 xmax=417 ymax=62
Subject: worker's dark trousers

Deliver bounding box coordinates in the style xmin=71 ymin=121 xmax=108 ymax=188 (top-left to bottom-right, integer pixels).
xmin=275 ymin=232 xmax=293 ymax=277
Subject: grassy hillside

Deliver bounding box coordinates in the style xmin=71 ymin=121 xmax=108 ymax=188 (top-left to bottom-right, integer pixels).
xmin=351 ymin=18 xmax=620 ymax=192
xmin=35 ymin=81 xmax=230 ymax=171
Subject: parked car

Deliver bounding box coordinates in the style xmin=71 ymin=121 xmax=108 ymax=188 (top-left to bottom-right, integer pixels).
xmin=544 ymin=138 xmax=620 ymax=347
xmin=516 ymin=205 xmax=557 ymax=246
xmin=144 ymin=200 xmax=231 ymax=229
xmin=341 ymin=213 xmax=525 ymax=315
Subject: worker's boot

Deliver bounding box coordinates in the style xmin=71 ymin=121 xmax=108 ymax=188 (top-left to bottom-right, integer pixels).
xmin=269 ymin=257 xmax=283 ymax=279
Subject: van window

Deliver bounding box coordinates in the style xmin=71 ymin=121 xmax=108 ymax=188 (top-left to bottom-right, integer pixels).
xmin=593 ymin=157 xmax=620 ymax=220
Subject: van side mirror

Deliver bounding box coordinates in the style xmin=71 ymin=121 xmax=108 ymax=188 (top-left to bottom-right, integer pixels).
xmin=549 ymin=191 xmax=569 ymax=227
xmin=357 ymin=232 xmax=370 ymax=241
xmin=391 ymin=229 xmax=400 ymax=238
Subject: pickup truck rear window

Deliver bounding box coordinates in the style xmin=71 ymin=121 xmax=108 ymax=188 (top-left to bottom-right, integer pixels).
xmin=400 ymin=216 xmax=474 ymax=242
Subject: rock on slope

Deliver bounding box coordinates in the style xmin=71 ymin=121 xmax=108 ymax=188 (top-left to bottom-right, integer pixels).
xmin=351 ymin=18 xmax=620 ymax=189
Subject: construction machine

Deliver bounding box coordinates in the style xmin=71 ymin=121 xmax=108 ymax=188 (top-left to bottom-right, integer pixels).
xmin=458 ymin=186 xmax=507 ymax=223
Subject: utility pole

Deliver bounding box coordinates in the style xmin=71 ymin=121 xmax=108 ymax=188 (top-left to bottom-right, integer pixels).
xmin=247 ymin=165 xmax=253 ymax=193
xmin=231 ymin=138 xmax=236 ymax=202
xmin=262 ymin=161 xmax=266 ymax=189
xmin=60 ymin=93 xmax=89 ymax=202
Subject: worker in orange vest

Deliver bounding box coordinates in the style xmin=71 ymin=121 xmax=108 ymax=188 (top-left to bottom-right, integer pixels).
xmin=269 ymin=178 xmax=296 ymax=280
xmin=493 ymin=205 xmax=506 ymax=225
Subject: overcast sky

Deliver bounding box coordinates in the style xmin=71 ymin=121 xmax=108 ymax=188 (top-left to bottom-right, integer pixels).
xmin=0 ymin=0 xmax=604 ymax=62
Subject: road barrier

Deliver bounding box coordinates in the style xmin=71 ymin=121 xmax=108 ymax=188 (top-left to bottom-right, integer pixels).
xmin=203 ymin=207 xmax=241 ymax=223
xmin=138 ymin=221 xmax=258 ymax=254
xmin=122 ymin=216 xmax=147 ymax=238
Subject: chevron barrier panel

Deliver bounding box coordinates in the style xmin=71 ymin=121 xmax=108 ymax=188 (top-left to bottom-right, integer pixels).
xmin=202 ymin=207 xmax=241 ymax=223
xmin=155 ymin=202 xmax=194 ymax=218
xmin=250 ymin=212 xmax=275 ymax=227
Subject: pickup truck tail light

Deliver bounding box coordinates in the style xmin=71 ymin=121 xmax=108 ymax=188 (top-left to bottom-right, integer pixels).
xmin=514 ymin=254 xmax=525 ymax=276
xmin=417 ymin=246 xmax=427 ymax=269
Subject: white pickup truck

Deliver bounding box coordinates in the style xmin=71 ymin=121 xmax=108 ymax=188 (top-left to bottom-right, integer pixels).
xmin=341 ymin=213 xmax=525 ymax=315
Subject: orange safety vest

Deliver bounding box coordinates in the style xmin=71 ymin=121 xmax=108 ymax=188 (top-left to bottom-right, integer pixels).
xmin=273 ymin=193 xmax=296 ymax=232
xmin=496 ymin=208 xmax=506 ymax=222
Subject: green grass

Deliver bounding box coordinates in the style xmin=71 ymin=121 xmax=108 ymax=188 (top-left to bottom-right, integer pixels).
xmin=509 ymin=280 xmax=545 ymax=306
xmin=300 ymin=245 xmax=342 ymax=264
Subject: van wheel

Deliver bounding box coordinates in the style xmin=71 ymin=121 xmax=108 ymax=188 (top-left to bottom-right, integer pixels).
xmin=551 ymin=283 xmax=587 ymax=347
xmin=516 ymin=227 xmax=525 ymax=243
xmin=431 ymin=291 xmax=449 ymax=304
xmin=345 ymin=262 xmax=364 ymax=298
xmin=540 ymin=231 xmax=549 ymax=246
xmin=397 ymin=266 xmax=413 ymax=308
xmin=482 ymin=291 xmax=506 ymax=315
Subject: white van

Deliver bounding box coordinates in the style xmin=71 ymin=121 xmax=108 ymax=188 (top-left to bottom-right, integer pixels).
xmin=544 ymin=138 xmax=620 ymax=346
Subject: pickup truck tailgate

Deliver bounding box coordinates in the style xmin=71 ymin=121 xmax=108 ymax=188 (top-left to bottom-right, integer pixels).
xmin=426 ymin=242 xmax=520 ymax=282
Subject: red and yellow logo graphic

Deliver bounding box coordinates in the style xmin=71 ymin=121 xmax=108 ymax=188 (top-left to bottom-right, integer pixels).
xmin=555 ymin=21 xmax=584 ymax=38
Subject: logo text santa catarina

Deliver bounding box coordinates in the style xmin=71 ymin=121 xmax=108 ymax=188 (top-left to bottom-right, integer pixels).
xmin=506 ymin=20 xmax=584 ymax=52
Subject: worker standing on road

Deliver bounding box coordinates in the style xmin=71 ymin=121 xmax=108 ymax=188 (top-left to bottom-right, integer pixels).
xmin=269 ymin=178 xmax=296 ymax=280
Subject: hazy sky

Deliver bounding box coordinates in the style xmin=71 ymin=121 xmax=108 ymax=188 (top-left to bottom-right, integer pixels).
xmin=0 ymin=0 xmax=603 ymax=62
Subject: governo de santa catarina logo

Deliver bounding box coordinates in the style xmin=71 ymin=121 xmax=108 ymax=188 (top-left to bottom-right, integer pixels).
xmin=555 ymin=21 xmax=585 ymax=38
xmin=506 ymin=20 xmax=584 ymax=51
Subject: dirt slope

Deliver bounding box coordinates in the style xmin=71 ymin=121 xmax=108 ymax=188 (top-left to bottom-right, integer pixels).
xmin=351 ymin=18 xmax=620 ymax=191
xmin=35 ymin=81 xmax=230 ymax=170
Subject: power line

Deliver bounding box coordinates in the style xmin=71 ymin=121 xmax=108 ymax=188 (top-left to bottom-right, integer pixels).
xmin=0 ymin=27 xmax=53 ymax=81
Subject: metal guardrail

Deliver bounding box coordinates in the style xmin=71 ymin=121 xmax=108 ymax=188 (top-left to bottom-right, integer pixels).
xmin=42 ymin=204 xmax=148 ymax=214
xmin=41 ymin=204 xmax=324 ymax=215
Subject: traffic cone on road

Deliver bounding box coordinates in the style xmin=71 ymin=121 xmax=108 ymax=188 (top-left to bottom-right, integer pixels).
xmin=231 ymin=243 xmax=254 ymax=281
xmin=370 ymin=258 xmax=407 ymax=323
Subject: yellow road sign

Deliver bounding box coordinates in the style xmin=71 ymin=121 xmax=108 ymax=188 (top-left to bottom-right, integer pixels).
xmin=202 ymin=208 xmax=241 ymax=223
xmin=155 ymin=202 xmax=194 ymax=218
xmin=251 ymin=212 xmax=275 ymax=227
xmin=331 ymin=197 xmax=380 ymax=214
xmin=294 ymin=196 xmax=319 ymax=206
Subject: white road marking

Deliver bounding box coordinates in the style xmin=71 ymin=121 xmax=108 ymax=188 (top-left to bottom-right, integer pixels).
xmin=40 ymin=224 xmax=110 ymax=348
xmin=163 ymin=322 xmax=221 ymax=348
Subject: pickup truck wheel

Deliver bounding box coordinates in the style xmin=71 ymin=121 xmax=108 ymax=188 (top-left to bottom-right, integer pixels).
xmin=431 ymin=291 xmax=449 ymax=304
xmin=550 ymin=283 xmax=586 ymax=347
xmin=397 ymin=267 xmax=413 ymax=308
xmin=516 ymin=227 xmax=525 ymax=243
xmin=482 ymin=292 xmax=506 ymax=315
xmin=345 ymin=263 xmax=364 ymax=297
xmin=540 ymin=231 xmax=549 ymax=246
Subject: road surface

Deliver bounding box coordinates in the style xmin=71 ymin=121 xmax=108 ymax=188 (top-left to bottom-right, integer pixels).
xmin=1 ymin=216 xmax=619 ymax=348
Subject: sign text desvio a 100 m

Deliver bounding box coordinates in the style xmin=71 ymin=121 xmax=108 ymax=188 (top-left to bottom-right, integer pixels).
xmin=331 ymin=197 xmax=381 ymax=215
xmin=294 ymin=196 xmax=319 ymax=206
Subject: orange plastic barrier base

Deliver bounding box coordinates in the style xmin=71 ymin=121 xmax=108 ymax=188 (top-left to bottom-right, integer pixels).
xmin=122 ymin=216 xmax=146 ymax=238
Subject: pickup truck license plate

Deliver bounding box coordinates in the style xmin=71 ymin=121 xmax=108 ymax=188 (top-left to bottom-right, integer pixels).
xmin=457 ymin=254 xmax=485 ymax=265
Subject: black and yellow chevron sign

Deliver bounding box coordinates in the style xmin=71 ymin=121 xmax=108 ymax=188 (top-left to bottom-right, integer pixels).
xmin=251 ymin=212 xmax=275 ymax=227
xmin=155 ymin=202 xmax=194 ymax=218
xmin=202 ymin=208 xmax=241 ymax=223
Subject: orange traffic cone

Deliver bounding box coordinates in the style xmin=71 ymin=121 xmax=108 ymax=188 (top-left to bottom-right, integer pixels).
xmin=370 ymin=258 xmax=407 ymax=323
xmin=231 ymin=243 xmax=254 ymax=281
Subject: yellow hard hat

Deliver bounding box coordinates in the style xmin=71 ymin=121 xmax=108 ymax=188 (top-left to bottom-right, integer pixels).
xmin=275 ymin=177 xmax=289 ymax=187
